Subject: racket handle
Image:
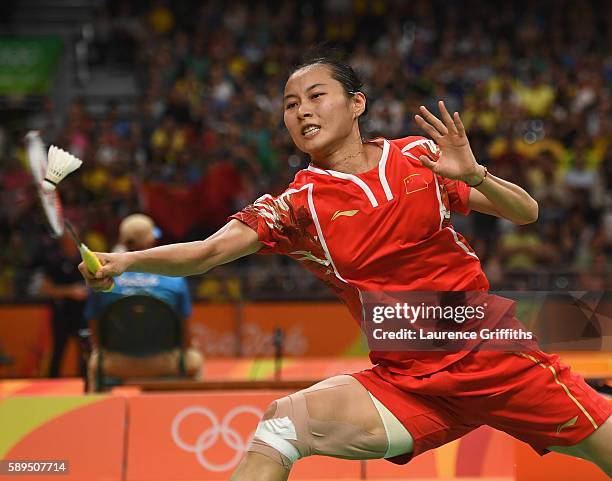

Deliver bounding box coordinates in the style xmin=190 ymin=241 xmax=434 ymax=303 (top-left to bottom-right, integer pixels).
xmin=79 ymin=244 xmax=115 ymax=292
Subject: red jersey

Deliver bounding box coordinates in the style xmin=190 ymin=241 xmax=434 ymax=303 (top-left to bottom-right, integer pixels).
xmin=231 ymin=136 xmax=491 ymax=374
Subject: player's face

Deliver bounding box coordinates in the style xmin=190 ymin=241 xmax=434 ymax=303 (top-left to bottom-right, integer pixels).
xmin=283 ymin=65 xmax=359 ymax=155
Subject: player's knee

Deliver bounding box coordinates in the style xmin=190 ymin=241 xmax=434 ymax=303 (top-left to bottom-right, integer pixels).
xmin=248 ymin=395 xmax=305 ymax=469
xmin=248 ymin=386 xmax=393 ymax=468
xmin=262 ymin=400 xmax=279 ymax=420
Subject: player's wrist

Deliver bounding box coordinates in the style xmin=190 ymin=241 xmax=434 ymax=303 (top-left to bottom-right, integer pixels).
xmin=463 ymin=164 xmax=487 ymax=187
xmin=123 ymin=251 xmax=138 ymax=272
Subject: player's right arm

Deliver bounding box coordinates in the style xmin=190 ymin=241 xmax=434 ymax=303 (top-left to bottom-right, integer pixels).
xmin=80 ymin=220 xmax=261 ymax=291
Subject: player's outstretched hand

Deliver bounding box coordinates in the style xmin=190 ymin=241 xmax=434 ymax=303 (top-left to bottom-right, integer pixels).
xmin=414 ymin=100 xmax=485 ymax=186
xmin=78 ymin=252 xmax=127 ymax=291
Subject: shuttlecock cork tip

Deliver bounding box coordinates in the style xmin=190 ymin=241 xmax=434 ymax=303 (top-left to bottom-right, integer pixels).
xmin=44 ymin=145 xmax=83 ymax=190
xmin=41 ymin=180 xmax=57 ymax=193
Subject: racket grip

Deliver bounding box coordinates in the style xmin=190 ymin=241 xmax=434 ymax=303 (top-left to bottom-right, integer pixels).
xmin=80 ymin=244 xmax=115 ymax=292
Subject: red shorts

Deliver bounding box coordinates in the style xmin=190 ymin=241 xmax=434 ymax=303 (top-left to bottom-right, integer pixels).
xmin=352 ymin=350 xmax=611 ymax=464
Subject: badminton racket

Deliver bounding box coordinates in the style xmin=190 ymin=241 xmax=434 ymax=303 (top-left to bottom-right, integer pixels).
xmin=25 ymin=131 xmax=65 ymax=237
xmin=24 ymin=131 xmax=114 ymax=291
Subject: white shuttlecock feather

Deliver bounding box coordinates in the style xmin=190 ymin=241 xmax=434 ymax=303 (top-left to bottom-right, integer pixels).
xmin=42 ymin=146 xmax=83 ymax=192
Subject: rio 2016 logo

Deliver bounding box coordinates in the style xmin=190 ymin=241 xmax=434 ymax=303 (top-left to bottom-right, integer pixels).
xmin=171 ymin=405 xmax=264 ymax=472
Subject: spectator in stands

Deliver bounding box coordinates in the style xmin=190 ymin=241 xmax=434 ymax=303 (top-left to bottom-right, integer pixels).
xmin=84 ymin=213 xmax=202 ymax=383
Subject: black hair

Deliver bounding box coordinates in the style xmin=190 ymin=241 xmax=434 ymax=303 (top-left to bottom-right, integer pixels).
xmin=290 ymin=46 xmax=368 ymax=118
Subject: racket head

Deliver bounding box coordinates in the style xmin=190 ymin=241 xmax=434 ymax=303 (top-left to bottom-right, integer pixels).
xmin=24 ymin=131 xmax=65 ymax=237
xmin=24 ymin=131 xmax=46 ymax=184
xmin=38 ymin=188 xmax=65 ymax=237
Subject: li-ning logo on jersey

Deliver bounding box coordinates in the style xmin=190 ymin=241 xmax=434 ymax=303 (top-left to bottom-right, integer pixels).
xmin=556 ymin=415 xmax=578 ymax=433
xmin=331 ymin=209 xmax=359 ymax=221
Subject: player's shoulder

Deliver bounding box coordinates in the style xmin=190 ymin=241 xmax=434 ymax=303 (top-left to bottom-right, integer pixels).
xmin=390 ymin=135 xmax=427 ymax=150
xmin=251 ymin=169 xmax=313 ymax=206
xmin=292 ymin=168 xmax=313 ymax=186
xmin=278 ymin=168 xmax=319 ymax=194
xmin=390 ymin=135 xmax=439 ymax=157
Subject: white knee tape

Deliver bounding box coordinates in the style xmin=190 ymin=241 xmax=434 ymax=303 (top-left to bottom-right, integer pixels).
xmin=253 ymin=416 xmax=301 ymax=464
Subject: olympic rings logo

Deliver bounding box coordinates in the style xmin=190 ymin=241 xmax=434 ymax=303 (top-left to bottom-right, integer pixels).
xmin=171 ymin=405 xmax=263 ymax=472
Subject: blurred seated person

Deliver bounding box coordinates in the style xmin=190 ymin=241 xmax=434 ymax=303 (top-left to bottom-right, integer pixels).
xmin=84 ymin=214 xmax=202 ymax=384
xmin=41 ymin=233 xmax=88 ymax=378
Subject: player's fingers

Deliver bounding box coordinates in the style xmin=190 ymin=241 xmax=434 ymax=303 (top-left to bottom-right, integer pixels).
xmin=438 ymin=101 xmax=458 ymax=135
xmin=78 ymin=261 xmax=95 ymax=281
xmin=90 ymin=278 xmax=113 ymax=291
xmin=418 ymin=106 xmax=448 ymax=135
xmin=94 ymin=252 xmax=109 ymax=265
xmin=419 ymin=155 xmax=439 ymax=172
xmin=453 ymin=111 xmax=466 ymax=137
xmin=95 ymin=264 xmax=113 ymax=279
xmin=92 ymin=253 xmax=119 ymax=278
xmin=82 ymin=275 xmax=102 ymax=289
xmin=415 ymin=115 xmax=442 ymax=140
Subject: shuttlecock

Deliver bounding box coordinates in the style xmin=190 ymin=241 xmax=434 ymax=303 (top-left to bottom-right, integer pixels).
xmin=42 ymin=145 xmax=83 ymax=192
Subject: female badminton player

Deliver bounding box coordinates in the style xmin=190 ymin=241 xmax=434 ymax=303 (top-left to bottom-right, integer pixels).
xmin=80 ymin=55 xmax=611 ymax=478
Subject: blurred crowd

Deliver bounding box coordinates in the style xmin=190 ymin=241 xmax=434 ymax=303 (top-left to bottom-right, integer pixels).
xmin=1 ymin=0 xmax=612 ymax=300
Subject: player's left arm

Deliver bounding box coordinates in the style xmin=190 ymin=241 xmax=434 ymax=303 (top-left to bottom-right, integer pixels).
xmin=414 ymin=100 xmax=538 ymax=225
xmin=467 ymin=175 xmax=538 ymax=224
